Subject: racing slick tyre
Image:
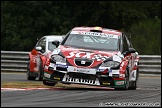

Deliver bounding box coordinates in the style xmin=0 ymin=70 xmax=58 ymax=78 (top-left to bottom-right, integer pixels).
xmin=43 ymin=80 xmax=57 ymax=86
xmin=115 ymin=67 xmax=129 ymax=90
xmin=38 ymin=62 xmax=43 ymax=81
xmin=27 ymin=60 xmax=36 ymax=80
xmin=128 ymin=68 xmax=139 ymax=90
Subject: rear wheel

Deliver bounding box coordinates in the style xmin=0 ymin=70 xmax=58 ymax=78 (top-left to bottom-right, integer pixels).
xmin=43 ymin=80 xmax=57 ymax=86
xmin=27 ymin=60 xmax=36 ymax=80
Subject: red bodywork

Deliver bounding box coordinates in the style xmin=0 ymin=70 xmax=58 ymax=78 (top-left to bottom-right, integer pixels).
xmin=42 ymin=27 xmax=139 ymax=89
xmin=29 ymin=49 xmax=48 ymax=73
xmin=60 ymin=45 xmax=118 ymax=68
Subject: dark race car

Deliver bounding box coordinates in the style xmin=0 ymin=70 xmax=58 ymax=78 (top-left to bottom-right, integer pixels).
xmin=43 ymin=27 xmax=139 ymax=90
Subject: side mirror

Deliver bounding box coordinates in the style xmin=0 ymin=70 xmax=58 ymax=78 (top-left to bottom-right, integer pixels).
xmin=123 ymin=48 xmax=136 ymax=56
xmin=36 ymin=46 xmax=42 ymax=51
xmin=36 ymin=46 xmax=45 ymax=53
xmin=128 ymin=48 xmax=136 ymax=53
xmin=52 ymin=40 xmax=60 ymax=48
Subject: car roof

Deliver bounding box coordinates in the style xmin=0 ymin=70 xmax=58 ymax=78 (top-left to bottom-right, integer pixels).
xmin=44 ymin=35 xmax=64 ymax=38
xmin=43 ymin=35 xmax=65 ymax=41
xmin=72 ymin=26 xmax=122 ymax=35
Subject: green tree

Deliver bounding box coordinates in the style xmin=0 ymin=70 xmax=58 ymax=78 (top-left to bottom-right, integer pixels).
xmin=128 ymin=17 xmax=161 ymax=55
xmin=1 ymin=1 xmax=161 ymax=54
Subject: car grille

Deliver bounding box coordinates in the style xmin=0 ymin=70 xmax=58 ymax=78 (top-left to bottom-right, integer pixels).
xmin=74 ymin=58 xmax=93 ymax=67
xmin=67 ymin=72 xmax=96 ymax=80
xmin=56 ymin=67 xmax=67 ymax=71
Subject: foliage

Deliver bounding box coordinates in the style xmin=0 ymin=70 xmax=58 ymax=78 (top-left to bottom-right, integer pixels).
xmin=128 ymin=17 xmax=161 ymax=55
xmin=1 ymin=1 xmax=161 ymax=54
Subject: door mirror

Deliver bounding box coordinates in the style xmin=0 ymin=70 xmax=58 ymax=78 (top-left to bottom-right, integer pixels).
xmin=36 ymin=46 xmax=45 ymax=53
xmin=128 ymin=48 xmax=136 ymax=53
xmin=123 ymin=48 xmax=136 ymax=56
xmin=36 ymin=46 xmax=42 ymax=51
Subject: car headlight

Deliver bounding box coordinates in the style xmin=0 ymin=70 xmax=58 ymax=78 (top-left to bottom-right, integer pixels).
xmin=51 ymin=55 xmax=66 ymax=63
xmin=100 ymin=61 xmax=120 ymax=68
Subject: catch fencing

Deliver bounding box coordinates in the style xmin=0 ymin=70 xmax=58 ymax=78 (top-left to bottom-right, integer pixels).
xmin=1 ymin=51 xmax=161 ymax=74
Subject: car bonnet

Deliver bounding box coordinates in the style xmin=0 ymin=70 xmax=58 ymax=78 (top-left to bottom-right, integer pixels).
xmin=56 ymin=45 xmax=120 ymax=68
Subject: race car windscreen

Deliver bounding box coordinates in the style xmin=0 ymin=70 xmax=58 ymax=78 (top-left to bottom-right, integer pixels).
xmin=62 ymin=32 xmax=119 ymax=51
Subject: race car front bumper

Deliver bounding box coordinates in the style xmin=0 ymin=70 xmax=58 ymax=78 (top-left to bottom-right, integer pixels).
xmin=43 ymin=65 xmax=126 ymax=88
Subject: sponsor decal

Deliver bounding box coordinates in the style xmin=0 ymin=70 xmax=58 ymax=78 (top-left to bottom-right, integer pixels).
xmin=80 ymin=32 xmax=118 ymax=38
xmin=54 ymin=77 xmax=60 ymax=80
xmin=66 ymin=52 xmax=109 ymax=61
xmin=102 ymin=82 xmax=110 ymax=85
xmin=65 ymin=77 xmax=95 ymax=84
xmin=68 ymin=66 xmax=96 ymax=74
xmin=97 ymin=68 xmax=112 ymax=73
xmin=66 ymin=52 xmax=94 ymax=59
xmin=44 ymin=73 xmax=51 ymax=78
xmin=74 ymin=67 xmax=90 ymax=73
xmin=62 ymin=74 xmax=100 ymax=85
xmin=115 ymin=81 xmax=125 ymax=85
xmin=119 ymin=74 xmax=125 ymax=78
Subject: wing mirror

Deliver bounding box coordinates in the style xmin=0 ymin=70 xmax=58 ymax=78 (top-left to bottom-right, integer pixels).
xmin=36 ymin=46 xmax=42 ymax=51
xmin=35 ymin=46 xmax=45 ymax=53
xmin=123 ymin=48 xmax=136 ymax=56
xmin=128 ymin=48 xmax=136 ymax=53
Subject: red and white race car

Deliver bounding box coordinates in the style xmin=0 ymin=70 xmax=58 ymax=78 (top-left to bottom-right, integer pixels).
xmin=43 ymin=27 xmax=139 ymax=90
xmin=27 ymin=35 xmax=64 ymax=81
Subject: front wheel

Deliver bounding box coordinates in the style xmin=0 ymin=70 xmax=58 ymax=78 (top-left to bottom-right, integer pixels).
xmin=124 ymin=68 xmax=129 ymax=90
xmin=115 ymin=68 xmax=129 ymax=90
xmin=27 ymin=60 xmax=36 ymax=80
xmin=43 ymin=80 xmax=57 ymax=86
xmin=128 ymin=68 xmax=139 ymax=90
xmin=38 ymin=61 xmax=43 ymax=81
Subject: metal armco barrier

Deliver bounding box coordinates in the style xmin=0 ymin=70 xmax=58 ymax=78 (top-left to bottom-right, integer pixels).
xmin=1 ymin=51 xmax=161 ymax=74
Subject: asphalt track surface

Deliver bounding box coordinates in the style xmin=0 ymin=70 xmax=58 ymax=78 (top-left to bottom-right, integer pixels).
xmin=1 ymin=73 xmax=161 ymax=107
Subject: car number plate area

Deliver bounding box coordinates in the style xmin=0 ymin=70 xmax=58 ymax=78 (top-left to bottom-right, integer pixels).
xmin=76 ymin=68 xmax=89 ymax=73
xmin=62 ymin=74 xmax=100 ymax=85
xmin=67 ymin=66 xmax=96 ymax=74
